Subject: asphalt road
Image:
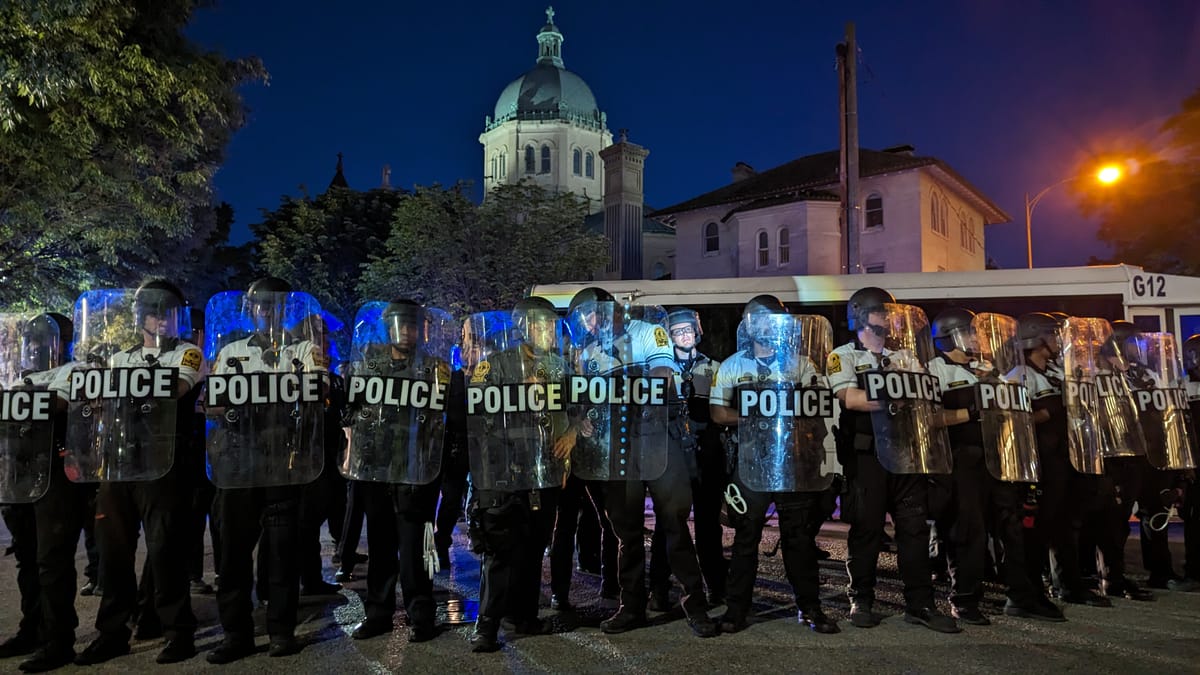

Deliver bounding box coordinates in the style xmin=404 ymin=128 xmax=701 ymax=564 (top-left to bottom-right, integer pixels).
xmin=1 ymin=513 xmax=1197 ymax=674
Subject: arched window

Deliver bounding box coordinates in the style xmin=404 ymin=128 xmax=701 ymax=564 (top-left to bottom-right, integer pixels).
xmin=704 ymin=222 xmax=719 ymax=254
xmin=541 ymin=145 xmax=551 ymax=174
xmin=572 ymin=148 xmax=582 ymax=176
xmin=499 ymin=152 xmax=507 ymax=179
xmin=778 ymin=227 xmax=790 ymax=265
xmin=585 ymin=152 xmax=595 ymax=178
xmin=865 ymin=193 xmax=884 ymax=228
xmin=757 ymin=231 xmax=770 ymax=267
xmin=930 ymin=193 xmax=939 ymax=233
xmin=490 ymin=156 xmax=497 ymax=181
xmin=524 ymin=146 xmax=535 ymax=174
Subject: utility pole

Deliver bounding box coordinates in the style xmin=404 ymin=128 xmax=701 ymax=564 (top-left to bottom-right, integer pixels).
xmin=837 ymin=22 xmax=861 ymax=274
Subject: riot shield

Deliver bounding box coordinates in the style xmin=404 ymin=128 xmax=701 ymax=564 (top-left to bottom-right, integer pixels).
xmin=734 ymin=313 xmax=836 ymax=492
xmin=464 ymin=311 xmax=569 ymax=491
xmin=65 ymin=289 xmax=181 ymax=482
xmin=1122 ymin=332 xmax=1197 ymax=470
xmin=341 ymin=301 xmax=453 ymax=484
xmin=0 ymin=314 xmax=56 ymax=502
xmin=1059 ymin=318 xmax=1108 ymax=474
xmin=973 ymin=313 xmax=1039 ymax=482
xmin=204 ymin=290 xmax=326 ymax=488
xmin=565 ymin=301 xmax=669 ymax=481
xmin=862 ymin=304 xmax=952 ymax=474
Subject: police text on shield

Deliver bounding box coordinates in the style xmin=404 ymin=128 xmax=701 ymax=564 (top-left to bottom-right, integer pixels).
xmin=70 ymin=367 xmax=174 ymax=401
xmin=738 ymin=386 xmax=834 ymax=418
xmin=206 ymin=372 xmax=323 ymax=407
xmin=348 ymin=376 xmax=446 ymax=411
xmin=863 ymin=372 xmax=942 ymax=404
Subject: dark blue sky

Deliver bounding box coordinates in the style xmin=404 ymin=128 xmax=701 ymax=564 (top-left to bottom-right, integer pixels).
xmin=187 ymin=0 xmax=1200 ymax=269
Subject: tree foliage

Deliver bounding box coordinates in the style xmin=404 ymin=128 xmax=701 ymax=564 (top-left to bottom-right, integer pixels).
xmin=0 ymin=0 xmax=265 ymax=310
xmin=1082 ymin=87 xmax=1200 ymax=274
xmin=255 ymin=186 xmax=408 ymax=324
xmin=358 ymin=181 xmax=608 ymax=315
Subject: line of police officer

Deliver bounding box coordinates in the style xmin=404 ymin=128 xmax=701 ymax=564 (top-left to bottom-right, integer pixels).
xmin=4 ymin=278 xmax=1200 ymax=670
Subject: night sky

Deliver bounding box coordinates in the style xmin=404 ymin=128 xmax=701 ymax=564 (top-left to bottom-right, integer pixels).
xmin=186 ymin=0 xmax=1200 ymax=270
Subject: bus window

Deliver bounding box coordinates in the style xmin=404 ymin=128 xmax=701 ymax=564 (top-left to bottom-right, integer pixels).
xmin=1179 ymin=314 xmax=1200 ymax=340
xmin=1132 ymin=315 xmax=1162 ymax=333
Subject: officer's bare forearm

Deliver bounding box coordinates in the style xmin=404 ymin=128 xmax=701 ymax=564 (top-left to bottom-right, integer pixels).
xmin=710 ymin=404 xmax=738 ymax=426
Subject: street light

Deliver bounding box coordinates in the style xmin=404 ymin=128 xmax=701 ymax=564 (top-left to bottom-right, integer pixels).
xmin=1025 ymin=163 xmax=1124 ymax=268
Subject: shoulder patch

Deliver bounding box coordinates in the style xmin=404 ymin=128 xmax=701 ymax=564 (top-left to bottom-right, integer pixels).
xmin=826 ymin=353 xmax=842 ymax=375
xmin=180 ymin=348 xmax=202 ymax=371
xmin=471 ymin=360 xmax=491 ymax=383
xmin=653 ymin=326 xmax=669 ymax=348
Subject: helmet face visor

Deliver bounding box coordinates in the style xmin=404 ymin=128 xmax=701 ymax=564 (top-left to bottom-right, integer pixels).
xmin=133 ymin=289 xmax=182 ymax=345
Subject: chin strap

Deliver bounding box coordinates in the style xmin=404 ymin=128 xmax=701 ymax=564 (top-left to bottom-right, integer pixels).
xmin=423 ymin=521 xmax=440 ymax=579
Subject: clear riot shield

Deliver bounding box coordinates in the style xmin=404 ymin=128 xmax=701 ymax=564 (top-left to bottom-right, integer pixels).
xmin=341 ymin=302 xmax=454 ymax=484
xmin=204 ymin=291 xmax=326 ymax=488
xmin=1123 ymin=333 xmax=1198 ymax=470
xmin=734 ymin=314 xmax=836 ymax=492
xmin=1059 ymin=318 xmax=1108 ymax=474
xmin=65 ymin=289 xmax=181 ymax=482
xmin=565 ymin=302 xmax=669 ymax=481
xmin=464 ymin=311 xmax=569 ymax=491
xmin=861 ymin=304 xmax=952 ymax=474
xmin=972 ymin=313 xmax=1039 ymax=482
xmin=0 ymin=314 xmax=56 ymax=502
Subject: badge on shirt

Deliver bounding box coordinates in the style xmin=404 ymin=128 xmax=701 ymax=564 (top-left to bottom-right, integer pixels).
xmin=737 ymin=375 xmax=753 ymax=383
xmin=181 ymin=348 xmax=202 ymax=371
xmin=826 ymin=353 xmax=842 ymax=375
xmin=949 ymin=380 xmax=969 ymax=388
xmin=653 ymin=326 xmax=669 ymax=347
xmin=471 ymin=360 xmax=491 ymax=383
xmin=855 ymin=364 xmax=872 ymax=372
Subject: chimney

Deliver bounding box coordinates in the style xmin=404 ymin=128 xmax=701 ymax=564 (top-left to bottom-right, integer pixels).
xmin=731 ymin=161 xmax=756 ymax=183
xmin=600 ymin=132 xmax=650 ymax=280
xmin=881 ymin=144 xmax=916 ymax=156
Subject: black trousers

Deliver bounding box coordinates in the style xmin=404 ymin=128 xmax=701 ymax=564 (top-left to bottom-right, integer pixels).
xmin=2 ymin=503 xmax=39 ymax=639
xmin=550 ymin=474 xmax=617 ymax=598
xmin=937 ymin=444 xmax=1043 ymax=607
xmin=338 ymin=480 xmax=368 ymax=566
xmin=474 ymin=489 xmax=558 ymax=625
xmin=606 ymin=443 xmax=706 ymax=616
xmin=844 ymin=451 xmax=934 ymax=609
xmin=434 ymin=465 xmax=468 ymax=557
xmin=94 ymin=464 xmax=196 ymax=643
xmin=724 ymin=472 xmax=823 ymax=621
xmin=1185 ymin=477 xmax=1200 ymax=580
xmin=360 ymin=481 xmax=439 ymax=626
xmin=1036 ymin=445 xmax=1088 ymax=595
xmin=32 ymin=465 xmax=91 ymax=650
xmin=214 ymin=485 xmax=301 ymax=639
xmin=648 ymin=438 xmax=728 ymax=600
xmin=298 ymin=462 xmax=342 ymax=586
xmin=1097 ymin=456 xmax=1174 ymax=585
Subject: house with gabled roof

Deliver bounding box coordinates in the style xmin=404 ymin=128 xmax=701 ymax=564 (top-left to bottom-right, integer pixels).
xmin=650 ymin=145 xmax=1010 ymax=278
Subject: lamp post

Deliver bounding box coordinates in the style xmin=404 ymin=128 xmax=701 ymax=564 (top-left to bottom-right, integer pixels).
xmin=1025 ymin=164 xmax=1124 ymax=269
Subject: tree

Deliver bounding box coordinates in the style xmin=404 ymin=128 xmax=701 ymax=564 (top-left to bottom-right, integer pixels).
xmin=358 ymin=181 xmax=609 ymax=315
xmin=1082 ymin=88 xmax=1200 ymax=274
xmin=255 ymin=185 xmax=408 ymax=324
xmin=0 ymin=0 xmax=266 ymax=310
xmin=177 ymin=202 xmax=257 ymax=308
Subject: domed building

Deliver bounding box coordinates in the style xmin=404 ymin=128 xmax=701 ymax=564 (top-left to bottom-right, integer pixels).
xmin=480 ymin=7 xmax=612 ymax=213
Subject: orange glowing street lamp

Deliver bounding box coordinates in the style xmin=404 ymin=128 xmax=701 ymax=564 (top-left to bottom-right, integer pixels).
xmin=1025 ymin=163 xmax=1126 ymax=268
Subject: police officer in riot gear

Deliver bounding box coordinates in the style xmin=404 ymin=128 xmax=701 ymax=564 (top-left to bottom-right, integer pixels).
xmin=829 ymin=287 xmax=960 ymax=633
xmin=347 ymin=299 xmax=444 ymax=643
xmin=1013 ymin=312 xmax=1110 ymax=607
xmin=75 ymin=280 xmax=202 ymax=665
xmin=1180 ymin=335 xmax=1200 ymax=590
xmin=468 ymin=296 xmax=572 ymax=652
xmin=3 ymin=312 xmax=85 ymax=672
xmin=207 ymin=277 xmax=324 ymax=663
xmin=646 ymin=307 xmax=728 ymax=609
xmin=929 ymin=308 xmax=1064 ymax=623
xmin=566 ymin=288 xmax=719 ymax=639
xmin=710 ymin=295 xmax=838 ymax=634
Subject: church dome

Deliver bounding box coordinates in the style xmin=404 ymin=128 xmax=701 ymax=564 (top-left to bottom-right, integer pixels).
xmin=487 ymin=7 xmax=605 ymax=131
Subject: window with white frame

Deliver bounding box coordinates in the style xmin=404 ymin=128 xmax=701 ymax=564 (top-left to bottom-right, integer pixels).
xmin=540 ymin=145 xmax=551 ymax=174
xmin=865 ymin=194 xmax=884 ymax=228
xmin=585 ymin=152 xmax=594 ymax=178
xmin=757 ymin=231 xmax=770 ymax=267
xmin=524 ymin=146 xmax=535 ymax=174
xmin=778 ymin=227 xmax=790 ymax=265
xmin=704 ymin=222 xmax=719 ymax=254
xmin=572 ymin=149 xmax=582 ymax=176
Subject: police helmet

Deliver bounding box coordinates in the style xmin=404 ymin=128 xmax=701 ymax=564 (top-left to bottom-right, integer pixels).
xmin=382 ymin=298 xmax=422 ymax=345
xmin=743 ymin=295 xmax=788 ymax=317
xmin=932 ymin=307 xmax=977 ymax=352
xmin=247 ymin=276 xmax=291 ymax=303
xmin=847 ymin=286 xmax=895 ymax=331
xmin=183 ymin=307 xmax=205 ymax=344
xmin=667 ymin=307 xmax=702 ymax=344
xmin=1017 ymin=312 xmax=1060 ymax=351
xmin=22 ymin=312 xmax=73 ymax=371
xmin=513 ymin=296 xmax=558 ymax=338
xmin=567 ymin=287 xmax=615 ymax=316
xmin=133 ymin=279 xmax=184 ymax=325
xmin=1102 ymin=319 xmax=1140 ymax=359
xmin=1048 ymin=311 xmax=1070 ymax=327
xmin=1183 ymin=334 xmax=1200 ymax=373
